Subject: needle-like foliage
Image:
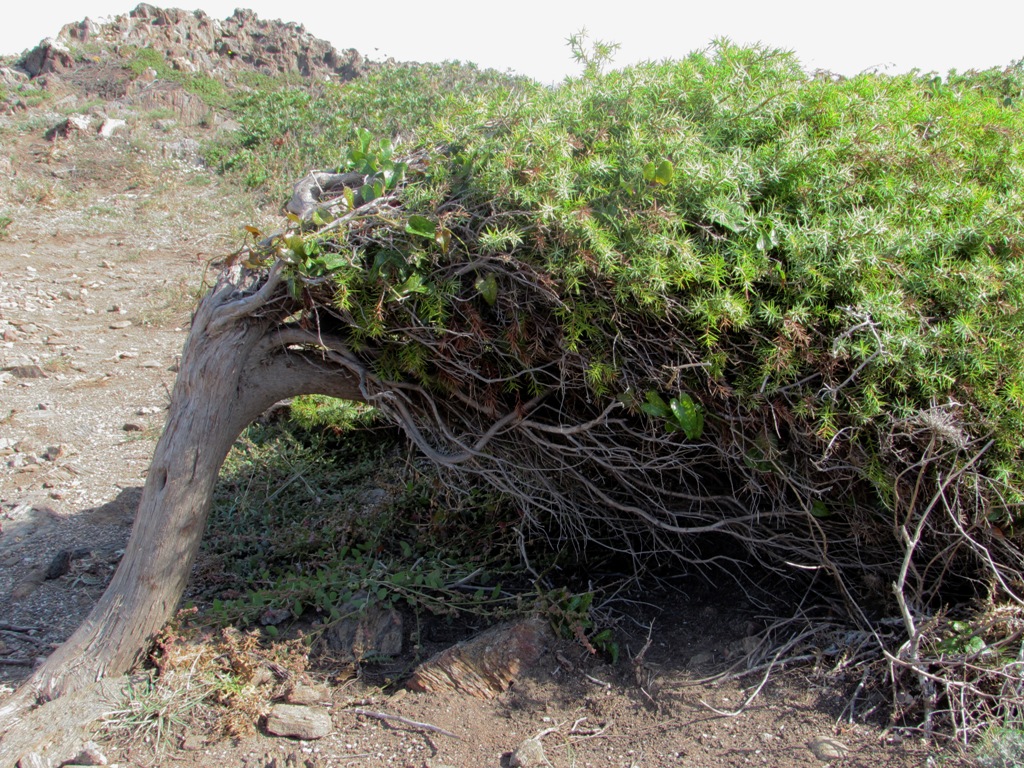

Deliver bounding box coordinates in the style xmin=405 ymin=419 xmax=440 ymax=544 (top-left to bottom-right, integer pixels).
xmin=230 ymin=42 xmax=1024 ymax=739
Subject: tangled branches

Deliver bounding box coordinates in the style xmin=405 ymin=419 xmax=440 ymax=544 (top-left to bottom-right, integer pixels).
xmin=231 ymin=161 xmax=1024 ymax=740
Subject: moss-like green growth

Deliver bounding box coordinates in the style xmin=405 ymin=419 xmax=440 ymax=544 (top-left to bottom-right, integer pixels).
xmin=122 ymin=46 xmax=229 ymax=108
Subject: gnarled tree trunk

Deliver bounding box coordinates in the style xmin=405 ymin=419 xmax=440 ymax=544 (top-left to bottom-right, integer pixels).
xmin=0 ymin=264 xmax=366 ymax=766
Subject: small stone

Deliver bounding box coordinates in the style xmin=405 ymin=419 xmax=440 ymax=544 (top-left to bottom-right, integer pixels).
xmin=98 ymin=118 xmax=126 ymax=138
xmin=14 ymin=438 xmax=40 ymax=454
xmin=324 ymin=596 xmax=402 ymax=661
xmin=284 ymin=683 xmax=329 ymax=705
xmin=688 ymin=651 xmax=714 ymax=667
xmin=259 ymin=607 xmax=291 ymax=626
xmin=43 ymin=444 xmax=65 ymax=460
xmin=71 ymin=740 xmax=108 ymax=765
xmin=109 ymin=320 xmax=132 ymax=330
xmin=808 ymin=736 xmax=849 ymax=761
xmin=181 ymin=733 xmax=206 ymax=751
xmin=122 ymin=423 xmax=144 ymax=432
xmin=45 ymin=549 xmax=73 ymax=579
xmin=264 ymin=704 xmax=332 ymax=740
xmin=509 ymin=738 xmax=546 ymax=768
xmin=5 ymin=365 xmax=47 ymax=379
xmin=140 ymin=360 xmax=163 ymax=369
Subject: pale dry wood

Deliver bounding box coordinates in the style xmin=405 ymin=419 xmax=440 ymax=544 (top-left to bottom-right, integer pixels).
xmin=351 ymin=708 xmax=459 ymax=739
xmin=0 ymin=677 xmax=125 ymax=768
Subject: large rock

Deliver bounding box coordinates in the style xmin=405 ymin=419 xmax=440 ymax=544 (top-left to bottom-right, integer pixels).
xmin=323 ymin=595 xmax=402 ymax=661
xmin=18 ymin=39 xmax=75 ymax=78
xmin=406 ymin=618 xmax=551 ymax=699
xmin=124 ymin=81 xmax=208 ymax=125
xmin=41 ymin=4 xmax=377 ymax=86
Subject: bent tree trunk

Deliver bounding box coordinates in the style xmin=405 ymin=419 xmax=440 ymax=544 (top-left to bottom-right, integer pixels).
xmin=0 ymin=265 xmax=365 ymax=765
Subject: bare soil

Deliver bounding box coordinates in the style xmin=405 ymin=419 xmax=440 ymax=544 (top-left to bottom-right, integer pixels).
xmin=0 ymin=100 xmax=955 ymax=768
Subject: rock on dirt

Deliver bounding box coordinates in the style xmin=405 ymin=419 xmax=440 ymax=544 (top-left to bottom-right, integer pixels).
xmin=809 ymin=735 xmax=851 ymax=760
xmin=406 ymin=617 xmax=551 ymax=699
xmin=507 ymin=737 xmax=546 ymax=767
xmin=323 ymin=596 xmax=402 ymax=661
xmin=264 ymin=704 xmax=333 ymax=740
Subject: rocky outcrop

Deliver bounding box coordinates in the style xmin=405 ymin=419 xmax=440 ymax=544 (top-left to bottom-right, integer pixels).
xmin=16 ymin=4 xmax=376 ymax=86
xmin=17 ymin=38 xmax=75 ymax=78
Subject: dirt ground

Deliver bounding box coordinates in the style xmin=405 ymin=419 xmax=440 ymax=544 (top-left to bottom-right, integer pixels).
xmin=0 ymin=97 xmax=960 ymax=768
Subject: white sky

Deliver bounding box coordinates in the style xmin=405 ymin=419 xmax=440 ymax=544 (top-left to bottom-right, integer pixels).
xmin=3 ymin=0 xmax=1022 ymax=84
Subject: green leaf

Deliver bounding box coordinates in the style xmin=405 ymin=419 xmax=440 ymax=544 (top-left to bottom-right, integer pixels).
xmin=653 ymin=159 xmax=674 ymax=185
xmin=406 ymin=214 xmax=436 ymax=239
xmin=356 ymin=127 xmax=372 ymax=154
xmin=641 ymin=390 xmax=672 ymax=419
xmin=319 ymin=253 xmax=348 ymax=272
xmin=360 ymin=182 xmax=379 ymax=203
xmin=475 ymin=273 xmax=498 ymax=305
xmin=397 ymin=273 xmax=428 ymax=295
xmin=670 ymin=393 xmax=704 ymax=440
xmin=810 ymin=500 xmax=832 ymax=519
xmin=706 ymin=198 xmax=748 ymax=233
xmin=436 ymin=226 xmax=452 ymax=254
xmin=384 ymin=162 xmax=407 ymax=191
xmin=643 ymin=159 xmax=673 ymax=185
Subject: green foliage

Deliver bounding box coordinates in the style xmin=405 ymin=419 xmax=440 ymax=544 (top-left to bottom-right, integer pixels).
xmin=222 ymin=41 xmax=1024 ymax=739
xmin=543 ymin=588 xmax=619 ymax=663
xmin=242 ymin=44 xmax=1024 ymax=536
xmin=642 ymin=391 xmax=705 ymax=439
xmin=0 ymin=80 xmax=52 ymax=108
xmin=0 ymin=213 xmax=12 ymax=239
xmin=205 ymin=61 xmax=531 ymax=193
xmin=287 ymin=395 xmax=376 ymax=432
xmin=567 ymin=28 xmax=621 ymax=79
xmin=122 ymin=46 xmax=229 ymax=108
xmin=199 ymin=419 xmax=522 ymax=630
xmin=305 ymin=44 xmax=1024 ymax=520
xmin=975 ymin=726 xmax=1024 ymax=768
xmin=932 ymin=620 xmax=988 ymax=656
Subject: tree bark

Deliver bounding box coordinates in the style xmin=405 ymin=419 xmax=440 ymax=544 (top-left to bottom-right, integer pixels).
xmin=0 ymin=269 xmax=365 ymax=766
